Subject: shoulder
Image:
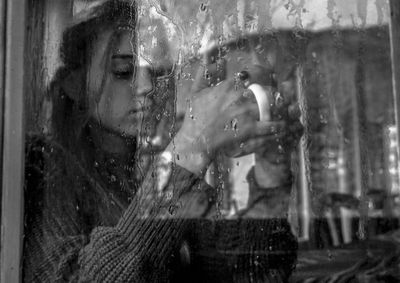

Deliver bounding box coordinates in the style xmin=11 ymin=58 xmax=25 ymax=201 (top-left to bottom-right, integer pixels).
xmin=25 ymin=134 xmax=72 ymax=193
xmin=24 ymin=134 xmax=124 ymax=230
xmin=24 ymin=134 xmax=86 ymax=223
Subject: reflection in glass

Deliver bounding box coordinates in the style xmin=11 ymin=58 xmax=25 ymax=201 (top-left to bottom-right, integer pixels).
xmin=19 ymin=0 xmax=400 ymax=282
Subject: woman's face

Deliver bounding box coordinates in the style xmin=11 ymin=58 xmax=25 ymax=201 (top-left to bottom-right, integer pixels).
xmin=87 ymin=26 xmax=174 ymax=141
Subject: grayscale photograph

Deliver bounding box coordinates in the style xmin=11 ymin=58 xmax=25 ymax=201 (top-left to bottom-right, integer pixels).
xmin=1 ymin=0 xmax=400 ymax=282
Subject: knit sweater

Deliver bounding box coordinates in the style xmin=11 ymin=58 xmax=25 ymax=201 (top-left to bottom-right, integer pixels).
xmin=23 ymin=136 xmax=297 ymax=282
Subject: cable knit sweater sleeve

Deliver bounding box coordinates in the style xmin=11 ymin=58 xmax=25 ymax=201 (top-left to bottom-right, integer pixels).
xmin=23 ymin=138 xmax=215 ymax=282
xmin=78 ymin=163 xmax=215 ymax=282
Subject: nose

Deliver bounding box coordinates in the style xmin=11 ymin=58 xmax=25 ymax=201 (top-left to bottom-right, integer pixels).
xmin=134 ymin=57 xmax=154 ymax=97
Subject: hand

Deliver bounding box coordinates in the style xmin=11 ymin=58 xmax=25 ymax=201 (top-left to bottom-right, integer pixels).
xmin=252 ymin=80 xmax=304 ymax=187
xmin=166 ymin=65 xmax=287 ymax=175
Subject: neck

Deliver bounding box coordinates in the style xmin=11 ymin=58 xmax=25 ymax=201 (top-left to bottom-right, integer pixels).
xmin=87 ymin=121 xmax=136 ymax=163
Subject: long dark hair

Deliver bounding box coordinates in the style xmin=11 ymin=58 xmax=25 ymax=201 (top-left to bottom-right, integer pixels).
xmin=48 ymin=0 xmax=178 ymax=195
xmin=50 ymin=0 xmax=138 ymax=152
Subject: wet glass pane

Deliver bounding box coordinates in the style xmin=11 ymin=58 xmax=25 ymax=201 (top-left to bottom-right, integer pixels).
xmin=20 ymin=0 xmax=400 ymax=282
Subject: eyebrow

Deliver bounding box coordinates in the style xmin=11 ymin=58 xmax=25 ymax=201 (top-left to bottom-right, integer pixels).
xmin=111 ymin=54 xmax=134 ymax=59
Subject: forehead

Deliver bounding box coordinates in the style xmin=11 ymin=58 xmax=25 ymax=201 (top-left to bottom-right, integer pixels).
xmin=94 ymin=6 xmax=180 ymax=67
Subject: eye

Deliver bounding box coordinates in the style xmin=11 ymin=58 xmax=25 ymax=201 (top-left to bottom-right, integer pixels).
xmin=111 ymin=55 xmax=136 ymax=80
xmin=112 ymin=62 xmax=135 ymax=80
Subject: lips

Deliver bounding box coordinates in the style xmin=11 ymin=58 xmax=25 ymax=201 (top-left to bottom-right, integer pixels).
xmin=128 ymin=106 xmax=149 ymax=116
xmin=128 ymin=108 xmax=144 ymax=115
xmin=128 ymin=100 xmax=154 ymax=116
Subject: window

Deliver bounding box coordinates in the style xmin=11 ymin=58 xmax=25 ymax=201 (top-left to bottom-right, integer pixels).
xmin=2 ymin=0 xmax=400 ymax=282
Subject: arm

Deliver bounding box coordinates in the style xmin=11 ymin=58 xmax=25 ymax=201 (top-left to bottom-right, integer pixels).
xmin=79 ymin=162 xmax=215 ymax=282
xmin=78 ymin=70 xmax=295 ymax=281
xmin=23 ymin=137 xmax=214 ymax=282
xmin=23 ymin=137 xmax=87 ymax=282
xmin=24 ymin=66 xmax=289 ymax=282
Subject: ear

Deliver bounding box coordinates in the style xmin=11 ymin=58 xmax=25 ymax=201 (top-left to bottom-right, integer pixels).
xmin=60 ymin=68 xmax=86 ymax=102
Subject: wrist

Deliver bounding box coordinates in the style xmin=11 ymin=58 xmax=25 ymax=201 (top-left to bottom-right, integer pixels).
xmin=165 ymin=131 xmax=211 ymax=176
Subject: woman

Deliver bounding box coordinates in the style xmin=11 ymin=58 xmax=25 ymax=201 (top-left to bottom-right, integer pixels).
xmin=23 ymin=1 xmax=299 ymax=282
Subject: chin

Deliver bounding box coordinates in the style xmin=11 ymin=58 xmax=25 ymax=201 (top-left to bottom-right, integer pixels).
xmin=117 ymin=124 xmax=151 ymax=141
xmin=117 ymin=127 xmax=141 ymax=139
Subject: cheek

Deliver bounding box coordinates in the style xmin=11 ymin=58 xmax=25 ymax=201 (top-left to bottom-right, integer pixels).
xmin=89 ymin=81 xmax=133 ymax=122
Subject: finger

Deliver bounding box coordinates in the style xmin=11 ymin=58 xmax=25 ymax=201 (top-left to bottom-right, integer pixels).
xmin=232 ymin=119 xmax=286 ymax=139
xmin=225 ymin=84 xmax=275 ymax=122
xmin=229 ymin=136 xmax=279 ymax=157
xmin=226 ymin=96 xmax=260 ymax=121
xmin=223 ymin=126 xmax=287 ymax=158
xmin=222 ymin=121 xmax=287 ymax=152
xmin=223 ymin=135 xmax=265 ymax=158
xmin=238 ymin=65 xmax=276 ymax=87
xmin=253 ymin=120 xmax=287 ymax=136
xmin=232 ymin=66 xmax=277 ymax=122
xmin=215 ymin=64 xmax=276 ymax=101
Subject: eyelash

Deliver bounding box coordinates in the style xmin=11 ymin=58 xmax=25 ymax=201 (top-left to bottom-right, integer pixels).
xmin=113 ymin=65 xmax=134 ymax=80
xmin=112 ymin=64 xmax=175 ymax=81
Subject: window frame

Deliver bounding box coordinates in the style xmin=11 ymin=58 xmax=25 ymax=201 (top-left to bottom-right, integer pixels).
xmin=0 ymin=0 xmax=27 ymax=282
xmin=389 ymin=1 xmax=400 ymax=201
